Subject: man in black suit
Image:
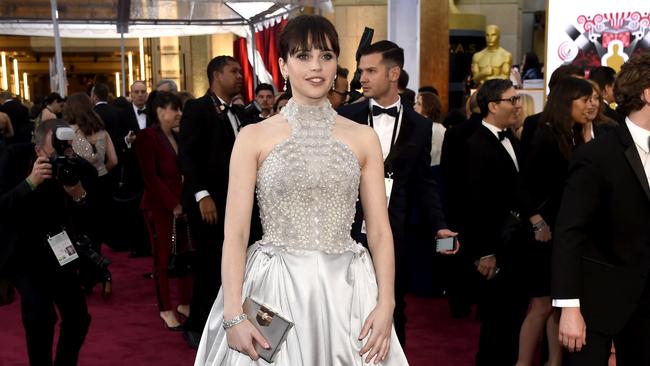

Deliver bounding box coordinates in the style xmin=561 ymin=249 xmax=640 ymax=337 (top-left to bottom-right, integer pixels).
xmin=462 ymin=79 xmax=529 ymax=365
xmin=179 ymin=56 xmax=261 ymax=347
xmin=0 ymin=91 xmax=32 ymax=144
xmin=440 ymin=92 xmax=483 ymax=318
xmin=0 ymin=120 xmax=96 ymax=366
xmin=111 ymin=81 xmax=150 ymax=256
xmin=91 ymin=83 xmax=120 ymax=143
xmin=589 ymin=66 xmax=625 ymax=125
xmin=338 ymin=40 xmax=456 ymax=346
xmin=552 ymin=52 xmax=650 ymax=366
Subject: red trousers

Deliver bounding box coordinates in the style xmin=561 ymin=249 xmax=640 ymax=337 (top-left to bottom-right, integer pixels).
xmin=143 ymin=209 xmax=193 ymax=311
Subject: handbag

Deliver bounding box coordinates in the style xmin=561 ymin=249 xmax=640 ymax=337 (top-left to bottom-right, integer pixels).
xmin=167 ymin=217 xmax=195 ymax=278
xmin=243 ymin=297 xmax=294 ymax=363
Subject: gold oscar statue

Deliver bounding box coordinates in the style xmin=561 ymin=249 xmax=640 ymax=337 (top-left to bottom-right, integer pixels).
xmin=471 ymin=25 xmax=512 ymax=84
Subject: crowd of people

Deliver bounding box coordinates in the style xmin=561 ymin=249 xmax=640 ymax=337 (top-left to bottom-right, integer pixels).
xmin=0 ymin=13 xmax=649 ymax=366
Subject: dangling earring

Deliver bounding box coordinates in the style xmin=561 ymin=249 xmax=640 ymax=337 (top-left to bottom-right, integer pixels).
xmin=331 ymin=75 xmax=337 ymax=90
xmin=283 ymin=75 xmax=288 ymax=92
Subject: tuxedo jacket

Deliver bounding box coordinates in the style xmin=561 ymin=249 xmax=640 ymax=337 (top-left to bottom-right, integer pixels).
xmin=337 ymin=99 xmax=446 ymax=254
xmin=440 ymin=112 xmax=482 ymax=231
xmin=178 ymin=91 xmax=262 ymax=242
xmin=112 ymin=103 xmax=145 ymax=196
xmin=0 ymin=99 xmax=32 ymax=144
xmin=604 ymin=104 xmax=625 ymax=125
xmin=552 ymin=123 xmax=650 ymax=335
xmin=461 ymin=124 xmax=522 ymax=262
xmin=135 ymin=127 xmax=182 ymax=212
xmin=94 ymin=103 xmax=120 ymax=146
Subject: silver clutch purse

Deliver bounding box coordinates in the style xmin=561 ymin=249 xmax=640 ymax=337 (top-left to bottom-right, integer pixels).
xmin=243 ymin=297 xmax=294 ymax=363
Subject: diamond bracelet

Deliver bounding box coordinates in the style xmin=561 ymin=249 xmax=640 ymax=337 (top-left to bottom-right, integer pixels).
xmin=222 ymin=313 xmax=248 ymax=330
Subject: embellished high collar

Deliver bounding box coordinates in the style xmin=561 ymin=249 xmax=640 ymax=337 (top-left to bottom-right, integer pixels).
xmin=281 ymin=98 xmax=337 ymax=130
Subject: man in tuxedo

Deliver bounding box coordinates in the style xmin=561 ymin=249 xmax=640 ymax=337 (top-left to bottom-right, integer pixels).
xmin=91 ymin=83 xmax=120 ymax=141
xmin=439 ymin=91 xmax=483 ymax=318
xmin=552 ymin=52 xmax=650 ymax=365
xmin=0 ymin=120 xmax=96 ymax=366
xmin=111 ymin=81 xmax=150 ymax=257
xmin=589 ymin=66 xmax=625 ymax=124
xmin=0 ymin=91 xmax=32 ymax=144
xmin=179 ymin=55 xmax=262 ymax=347
xmin=338 ymin=40 xmax=456 ymax=346
xmin=462 ymin=79 xmax=529 ymax=365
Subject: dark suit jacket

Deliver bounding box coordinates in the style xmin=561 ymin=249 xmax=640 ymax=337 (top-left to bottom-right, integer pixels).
xmin=94 ymin=102 xmax=120 ymax=145
xmin=552 ymin=123 xmax=650 ymax=335
xmin=440 ymin=112 xmax=482 ymax=231
xmin=0 ymin=99 xmax=32 ymax=144
xmin=604 ymin=104 xmax=625 ymax=125
xmin=135 ymin=127 xmax=182 ymax=212
xmin=519 ymin=112 xmax=541 ymax=161
xmin=0 ymin=143 xmax=99 ymax=272
xmin=178 ymin=91 xmax=262 ymax=243
xmin=112 ymin=103 xmax=145 ymax=197
xmin=337 ymin=99 xmax=446 ymax=255
xmin=462 ymin=124 xmax=521 ymax=262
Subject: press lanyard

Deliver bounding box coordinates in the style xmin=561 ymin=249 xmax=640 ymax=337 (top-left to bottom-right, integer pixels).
xmin=367 ymin=105 xmax=402 ymax=155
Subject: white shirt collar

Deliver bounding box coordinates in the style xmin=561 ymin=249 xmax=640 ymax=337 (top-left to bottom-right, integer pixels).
xmin=132 ymin=103 xmax=145 ymax=113
xmin=95 ymin=101 xmax=107 ymax=106
xmin=482 ymin=120 xmax=507 ymax=139
xmin=216 ymin=96 xmax=232 ymax=108
xmin=626 ymin=117 xmax=650 ymax=154
xmin=370 ymin=96 xmax=401 ymax=110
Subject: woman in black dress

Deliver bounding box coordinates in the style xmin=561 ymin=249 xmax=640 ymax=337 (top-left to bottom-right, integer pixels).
xmin=516 ymin=77 xmax=597 ymax=366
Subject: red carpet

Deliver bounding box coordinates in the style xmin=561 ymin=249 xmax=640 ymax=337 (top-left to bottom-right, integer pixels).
xmin=0 ymin=247 xmax=478 ymax=365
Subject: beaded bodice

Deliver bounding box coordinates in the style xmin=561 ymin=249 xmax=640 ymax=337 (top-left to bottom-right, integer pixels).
xmin=256 ymin=99 xmax=361 ymax=254
xmin=71 ymin=127 xmax=108 ymax=176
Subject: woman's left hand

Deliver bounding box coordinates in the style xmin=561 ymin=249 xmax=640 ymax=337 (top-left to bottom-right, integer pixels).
xmin=358 ymin=302 xmax=395 ymax=364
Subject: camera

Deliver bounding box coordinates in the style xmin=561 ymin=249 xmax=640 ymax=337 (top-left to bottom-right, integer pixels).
xmin=48 ymin=126 xmax=82 ymax=186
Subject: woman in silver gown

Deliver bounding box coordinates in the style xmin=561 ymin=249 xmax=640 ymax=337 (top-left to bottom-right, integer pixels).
xmin=194 ymin=15 xmax=408 ymax=366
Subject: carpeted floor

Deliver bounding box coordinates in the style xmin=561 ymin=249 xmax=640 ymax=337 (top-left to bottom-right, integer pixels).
xmin=0 ymin=246 xmax=478 ymax=366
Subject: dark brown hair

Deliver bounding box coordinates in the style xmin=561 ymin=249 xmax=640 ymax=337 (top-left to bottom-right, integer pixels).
xmin=279 ymin=15 xmax=340 ymax=60
xmin=585 ymin=79 xmax=616 ymax=126
xmin=614 ymin=51 xmax=650 ymax=116
xmin=62 ymin=92 xmax=105 ymax=136
xmin=145 ymin=91 xmax=183 ymax=127
xmin=540 ymin=77 xmax=593 ymax=159
xmin=418 ymin=92 xmax=442 ymax=122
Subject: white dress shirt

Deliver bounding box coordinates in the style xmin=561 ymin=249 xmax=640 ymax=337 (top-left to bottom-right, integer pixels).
xmin=481 ymin=121 xmax=519 ymax=171
xmin=369 ymin=98 xmax=403 ymax=160
xmin=132 ymin=103 xmax=147 ymax=130
xmin=553 ymin=118 xmax=650 ymax=308
xmin=431 ymin=122 xmax=446 ymax=166
xmin=194 ymin=96 xmax=241 ymax=203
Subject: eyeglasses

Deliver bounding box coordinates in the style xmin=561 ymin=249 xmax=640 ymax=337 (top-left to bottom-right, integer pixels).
xmin=490 ymin=95 xmax=521 ymax=105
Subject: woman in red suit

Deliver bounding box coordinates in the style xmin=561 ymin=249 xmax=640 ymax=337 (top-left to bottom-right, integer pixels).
xmin=136 ymin=91 xmax=192 ymax=330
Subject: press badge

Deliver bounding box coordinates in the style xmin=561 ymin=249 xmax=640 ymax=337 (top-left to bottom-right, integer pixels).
xmin=47 ymin=231 xmax=79 ymax=266
xmin=361 ymin=175 xmax=394 ymax=234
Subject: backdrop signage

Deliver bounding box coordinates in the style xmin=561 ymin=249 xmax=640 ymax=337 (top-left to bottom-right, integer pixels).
xmin=546 ymin=0 xmax=650 ymax=91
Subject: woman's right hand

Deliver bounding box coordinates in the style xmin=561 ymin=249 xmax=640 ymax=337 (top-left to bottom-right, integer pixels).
xmin=226 ymin=320 xmax=270 ymax=361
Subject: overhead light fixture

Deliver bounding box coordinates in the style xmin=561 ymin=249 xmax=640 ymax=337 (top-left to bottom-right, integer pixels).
xmin=115 ymin=72 xmax=121 ymax=97
xmin=23 ymin=72 xmax=29 ymax=101
xmin=139 ymin=37 xmax=145 ymax=81
xmin=0 ymin=52 xmax=7 ymax=91
xmin=128 ymin=51 xmax=134 ymax=87
xmin=13 ymin=58 xmax=19 ymax=95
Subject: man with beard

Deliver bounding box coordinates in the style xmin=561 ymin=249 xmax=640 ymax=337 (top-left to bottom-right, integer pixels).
xmin=179 ymin=56 xmax=261 ymax=347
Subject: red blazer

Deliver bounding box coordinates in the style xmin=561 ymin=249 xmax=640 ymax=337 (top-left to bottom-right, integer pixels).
xmin=136 ymin=127 xmax=182 ymax=212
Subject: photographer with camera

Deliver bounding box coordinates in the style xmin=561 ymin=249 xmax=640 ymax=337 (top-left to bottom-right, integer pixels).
xmin=0 ymin=119 xmax=99 ymax=366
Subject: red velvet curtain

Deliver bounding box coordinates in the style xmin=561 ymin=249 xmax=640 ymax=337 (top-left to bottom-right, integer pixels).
xmin=233 ymin=19 xmax=287 ymax=101
xmin=233 ymin=37 xmax=254 ymax=102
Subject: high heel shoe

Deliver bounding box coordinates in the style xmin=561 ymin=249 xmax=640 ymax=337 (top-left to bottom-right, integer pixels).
xmin=160 ymin=313 xmax=184 ymax=331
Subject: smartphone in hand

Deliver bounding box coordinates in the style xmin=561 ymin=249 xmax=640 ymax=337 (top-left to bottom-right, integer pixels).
xmin=435 ymin=237 xmax=457 ymax=253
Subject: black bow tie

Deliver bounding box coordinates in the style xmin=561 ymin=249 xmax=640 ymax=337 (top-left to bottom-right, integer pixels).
xmin=372 ymin=105 xmax=398 ymax=118
xmin=137 ymin=108 xmax=146 ymax=115
xmin=497 ymin=129 xmax=513 ymax=141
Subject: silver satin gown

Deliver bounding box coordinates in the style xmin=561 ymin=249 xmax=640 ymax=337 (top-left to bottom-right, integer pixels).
xmin=194 ymin=99 xmax=409 ymax=366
